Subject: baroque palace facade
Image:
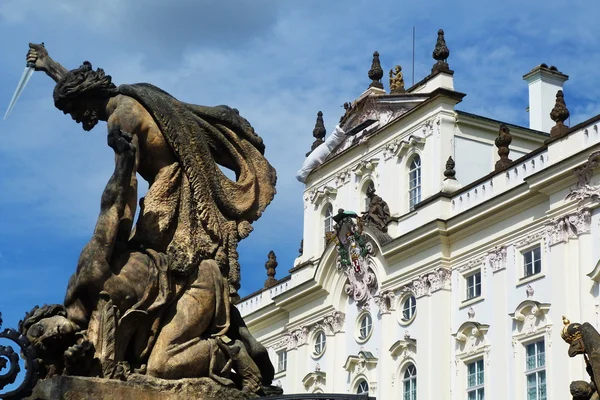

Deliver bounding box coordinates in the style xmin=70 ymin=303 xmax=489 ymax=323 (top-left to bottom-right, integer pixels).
xmin=238 ymin=30 xmax=599 ymax=399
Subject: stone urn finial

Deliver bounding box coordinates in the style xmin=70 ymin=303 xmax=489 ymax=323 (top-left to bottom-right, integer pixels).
xmin=368 ymin=51 xmax=384 ymax=89
xmin=306 ymin=111 xmax=327 ymax=156
xmin=432 ymin=29 xmax=451 ymax=74
xmin=495 ymin=124 xmax=513 ymax=171
xmin=264 ymin=250 xmax=278 ymax=288
xmin=444 ymin=156 xmax=456 ymax=180
xmin=549 ymin=90 xmax=570 ymax=139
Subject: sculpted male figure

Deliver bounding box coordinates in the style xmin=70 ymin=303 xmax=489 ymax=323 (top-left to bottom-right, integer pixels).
xmin=362 ymin=187 xmax=391 ymax=232
xmin=23 ymin=43 xmax=277 ymax=391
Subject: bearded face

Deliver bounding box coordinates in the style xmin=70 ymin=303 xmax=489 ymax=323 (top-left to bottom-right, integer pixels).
xmin=25 ymin=315 xmax=76 ymax=358
xmin=63 ymin=100 xmax=100 ymax=131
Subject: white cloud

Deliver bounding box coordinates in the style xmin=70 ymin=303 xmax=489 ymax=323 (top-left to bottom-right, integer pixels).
xmin=1 ymin=0 xmax=600 ymax=310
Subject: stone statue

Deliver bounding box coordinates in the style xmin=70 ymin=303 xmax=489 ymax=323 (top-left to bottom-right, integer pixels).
xmin=561 ymin=317 xmax=600 ymax=399
xmin=17 ymin=43 xmax=280 ymax=396
xmin=361 ymin=186 xmax=391 ymax=233
xmin=389 ymin=65 xmax=405 ymax=94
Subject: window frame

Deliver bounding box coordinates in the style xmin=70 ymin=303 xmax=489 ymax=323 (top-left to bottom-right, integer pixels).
xmin=323 ymin=203 xmax=334 ymax=245
xmin=363 ymin=180 xmax=375 ymax=212
xmin=356 ymin=311 xmax=374 ymax=343
xmin=408 ymin=155 xmax=422 ymax=210
xmin=276 ymin=349 xmax=287 ymax=373
xmin=399 ymin=294 xmax=417 ymax=325
xmin=524 ymin=339 xmax=547 ymax=400
xmin=465 ymin=270 xmax=482 ymax=300
xmin=402 ymin=363 xmax=417 ymax=400
xmin=460 ymin=265 xmax=485 ymax=308
xmin=466 ymin=358 xmax=485 ymax=400
xmin=517 ymin=241 xmax=545 ymax=286
xmin=312 ymin=329 xmax=327 ymax=358
xmin=356 ymin=379 xmax=369 ymax=395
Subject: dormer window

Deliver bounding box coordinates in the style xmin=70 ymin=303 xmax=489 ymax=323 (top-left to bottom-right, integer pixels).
xmin=409 ymin=155 xmax=422 ymax=209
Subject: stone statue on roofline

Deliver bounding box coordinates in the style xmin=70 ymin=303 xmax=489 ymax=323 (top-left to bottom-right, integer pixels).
xmin=3 ymin=43 xmax=282 ymax=398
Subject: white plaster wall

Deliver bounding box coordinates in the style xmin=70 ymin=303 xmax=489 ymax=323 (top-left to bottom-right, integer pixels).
xmin=454 ymin=135 xmax=494 ymax=184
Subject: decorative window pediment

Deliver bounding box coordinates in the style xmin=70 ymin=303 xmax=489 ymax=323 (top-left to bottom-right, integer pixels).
xmin=509 ymin=300 xmax=551 ymax=340
xmin=353 ymin=158 xmax=379 ymax=177
xmin=509 ymin=300 xmax=550 ymax=322
xmin=344 ymin=351 xmax=378 ymax=378
xmin=302 ymin=370 xmax=326 ymax=392
xmin=453 ymin=321 xmax=490 ymax=358
xmin=309 ymin=185 xmax=337 ymax=206
xmin=382 ymin=133 xmax=426 ymax=161
xmin=389 ymin=338 xmax=416 ymax=362
xmin=453 ymin=321 xmax=490 ymax=342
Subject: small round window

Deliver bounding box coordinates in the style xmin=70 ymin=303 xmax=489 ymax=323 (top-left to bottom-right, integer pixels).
xmin=357 ymin=313 xmax=373 ymax=342
xmin=400 ymin=295 xmax=417 ymax=324
xmin=313 ymin=330 xmax=326 ymax=357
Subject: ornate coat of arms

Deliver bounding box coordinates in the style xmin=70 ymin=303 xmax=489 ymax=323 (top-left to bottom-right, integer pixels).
xmin=333 ymin=210 xmax=378 ymax=308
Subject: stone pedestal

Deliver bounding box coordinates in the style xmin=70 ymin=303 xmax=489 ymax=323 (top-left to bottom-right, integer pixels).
xmin=26 ymin=375 xmax=258 ymax=400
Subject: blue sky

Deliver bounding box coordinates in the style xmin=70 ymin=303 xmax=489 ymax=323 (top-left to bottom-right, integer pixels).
xmin=1 ymin=0 xmax=599 ymax=332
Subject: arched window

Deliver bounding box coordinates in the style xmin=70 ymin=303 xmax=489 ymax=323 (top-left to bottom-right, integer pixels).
xmin=356 ymin=379 xmax=369 ymax=394
xmin=324 ymin=204 xmax=334 ymax=243
xmin=409 ymin=155 xmax=422 ymax=209
xmin=363 ymin=180 xmax=375 ymax=211
xmin=402 ymin=364 xmax=417 ymax=400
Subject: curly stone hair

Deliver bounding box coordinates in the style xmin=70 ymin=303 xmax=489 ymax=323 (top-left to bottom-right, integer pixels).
xmin=18 ymin=304 xmax=67 ymax=335
xmin=53 ymin=61 xmax=119 ymax=111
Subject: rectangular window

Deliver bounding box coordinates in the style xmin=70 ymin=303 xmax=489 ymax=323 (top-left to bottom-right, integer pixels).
xmin=523 ymin=246 xmax=542 ymax=277
xmin=466 ymin=271 xmax=482 ymax=300
xmin=467 ymin=359 xmax=484 ymax=400
xmin=525 ymin=340 xmax=546 ymax=400
xmin=277 ymin=350 xmax=287 ymax=373
xmin=409 ymin=157 xmax=422 ymax=210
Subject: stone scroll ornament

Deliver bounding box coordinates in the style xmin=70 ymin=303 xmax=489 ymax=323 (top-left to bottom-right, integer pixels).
xmin=561 ymin=316 xmax=600 ymax=399
xmin=0 ymin=313 xmax=38 ymax=400
xmin=333 ymin=210 xmax=378 ymax=308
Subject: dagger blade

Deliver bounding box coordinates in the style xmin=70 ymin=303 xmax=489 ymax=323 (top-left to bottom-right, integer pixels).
xmin=4 ymin=65 xmax=34 ymax=120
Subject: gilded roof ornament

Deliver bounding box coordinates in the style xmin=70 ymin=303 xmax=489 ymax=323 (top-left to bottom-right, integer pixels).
xmin=389 ymin=65 xmax=405 ymax=94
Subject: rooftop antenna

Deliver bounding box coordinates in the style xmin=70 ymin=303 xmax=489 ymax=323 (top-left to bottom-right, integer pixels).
xmin=412 ymin=26 xmax=415 ymax=86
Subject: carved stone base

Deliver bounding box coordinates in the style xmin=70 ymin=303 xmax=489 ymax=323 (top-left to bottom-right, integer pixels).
xmin=26 ymin=375 xmax=259 ymax=400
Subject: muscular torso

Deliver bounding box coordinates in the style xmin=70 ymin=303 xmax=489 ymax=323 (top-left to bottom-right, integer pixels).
xmin=108 ymin=95 xmax=177 ymax=183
